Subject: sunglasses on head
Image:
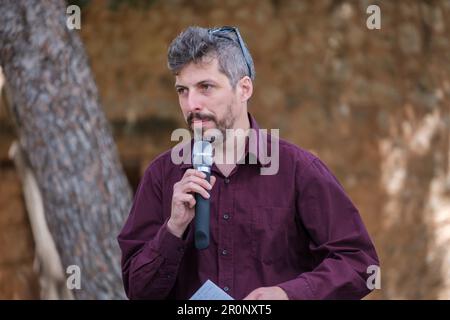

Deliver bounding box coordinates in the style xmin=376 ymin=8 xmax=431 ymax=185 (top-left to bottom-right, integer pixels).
xmin=208 ymin=26 xmax=254 ymax=80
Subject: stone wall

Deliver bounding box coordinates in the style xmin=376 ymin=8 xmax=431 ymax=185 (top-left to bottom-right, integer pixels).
xmin=1 ymin=0 xmax=449 ymax=299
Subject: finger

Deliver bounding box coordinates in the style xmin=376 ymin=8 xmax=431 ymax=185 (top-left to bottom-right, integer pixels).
xmin=179 ymin=193 xmax=196 ymax=208
xmin=183 ymin=182 xmax=210 ymax=199
xmin=210 ymin=175 xmax=216 ymax=187
xmin=243 ymin=288 xmax=264 ymax=300
xmin=184 ymin=169 xmax=206 ymax=179
xmin=174 ymin=192 xmax=193 ymax=203
xmin=184 ymin=175 xmax=212 ymax=191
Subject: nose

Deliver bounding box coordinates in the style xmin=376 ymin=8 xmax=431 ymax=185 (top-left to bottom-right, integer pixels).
xmin=186 ymin=90 xmax=203 ymax=113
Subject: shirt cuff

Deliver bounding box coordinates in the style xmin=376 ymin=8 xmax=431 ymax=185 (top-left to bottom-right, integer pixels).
xmin=144 ymin=220 xmax=189 ymax=265
xmin=278 ymin=277 xmax=316 ymax=300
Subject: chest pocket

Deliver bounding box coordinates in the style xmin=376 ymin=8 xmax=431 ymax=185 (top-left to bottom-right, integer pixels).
xmin=251 ymin=206 xmax=295 ymax=264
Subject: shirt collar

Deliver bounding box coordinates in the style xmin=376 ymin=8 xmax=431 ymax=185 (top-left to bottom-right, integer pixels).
xmin=244 ymin=112 xmax=272 ymax=168
xmin=179 ymin=112 xmax=272 ymax=169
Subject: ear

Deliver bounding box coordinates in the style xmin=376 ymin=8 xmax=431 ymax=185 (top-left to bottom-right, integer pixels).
xmin=237 ymin=76 xmax=253 ymax=102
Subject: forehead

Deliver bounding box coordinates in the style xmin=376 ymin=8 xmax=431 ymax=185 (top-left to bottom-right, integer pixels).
xmin=175 ymin=57 xmax=229 ymax=86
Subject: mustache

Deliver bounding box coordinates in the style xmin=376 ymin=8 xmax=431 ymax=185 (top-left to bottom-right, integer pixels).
xmin=187 ymin=113 xmax=216 ymax=126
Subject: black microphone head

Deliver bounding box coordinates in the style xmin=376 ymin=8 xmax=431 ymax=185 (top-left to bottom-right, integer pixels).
xmin=192 ymin=140 xmax=213 ymax=170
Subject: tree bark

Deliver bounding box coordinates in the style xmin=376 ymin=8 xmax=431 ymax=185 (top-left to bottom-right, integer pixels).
xmin=0 ymin=0 xmax=131 ymax=299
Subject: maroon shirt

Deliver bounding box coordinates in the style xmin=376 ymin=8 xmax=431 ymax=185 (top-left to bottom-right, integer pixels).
xmin=118 ymin=113 xmax=379 ymax=300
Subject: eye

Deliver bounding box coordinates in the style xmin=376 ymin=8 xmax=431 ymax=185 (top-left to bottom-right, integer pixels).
xmin=176 ymin=87 xmax=187 ymax=95
xmin=200 ymin=83 xmax=213 ymax=92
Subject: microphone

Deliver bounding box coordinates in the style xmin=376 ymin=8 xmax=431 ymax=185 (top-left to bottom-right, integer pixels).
xmin=192 ymin=140 xmax=213 ymax=250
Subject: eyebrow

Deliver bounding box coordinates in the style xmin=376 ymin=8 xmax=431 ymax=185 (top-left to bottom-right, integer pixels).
xmin=174 ymin=84 xmax=186 ymax=90
xmin=175 ymin=79 xmax=218 ymax=89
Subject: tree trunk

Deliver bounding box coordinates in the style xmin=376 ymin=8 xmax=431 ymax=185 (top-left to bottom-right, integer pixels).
xmin=0 ymin=0 xmax=131 ymax=299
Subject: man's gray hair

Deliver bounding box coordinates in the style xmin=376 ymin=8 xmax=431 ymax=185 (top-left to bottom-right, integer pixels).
xmin=167 ymin=26 xmax=255 ymax=87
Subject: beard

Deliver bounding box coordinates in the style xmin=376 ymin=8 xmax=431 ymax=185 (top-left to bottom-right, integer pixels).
xmin=187 ymin=104 xmax=237 ymax=142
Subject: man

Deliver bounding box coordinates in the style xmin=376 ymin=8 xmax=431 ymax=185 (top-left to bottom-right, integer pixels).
xmin=118 ymin=26 xmax=379 ymax=300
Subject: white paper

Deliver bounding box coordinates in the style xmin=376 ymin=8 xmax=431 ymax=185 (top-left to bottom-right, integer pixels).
xmin=189 ymin=279 xmax=234 ymax=300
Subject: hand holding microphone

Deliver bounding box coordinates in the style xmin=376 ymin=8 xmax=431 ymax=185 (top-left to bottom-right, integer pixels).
xmin=167 ymin=141 xmax=215 ymax=244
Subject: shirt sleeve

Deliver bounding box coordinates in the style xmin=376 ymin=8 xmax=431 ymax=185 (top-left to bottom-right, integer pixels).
xmin=278 ymin=157 xmax=380 ymax=300
xmin=117 ymin=160 xmax=189 ymax=299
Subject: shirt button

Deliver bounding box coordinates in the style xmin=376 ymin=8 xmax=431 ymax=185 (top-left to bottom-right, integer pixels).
xmin=224 ymin=178 xmax=230 ymax=184
xmin=178 ymin=247 xmax=184 ymax=253
xmin=223 ymin=214 xmax=230 ymax=220
xmin=223 ymin=286 xmax=230 ymax=292
xmin=221 ymin=249 xmax=228 ymax=256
